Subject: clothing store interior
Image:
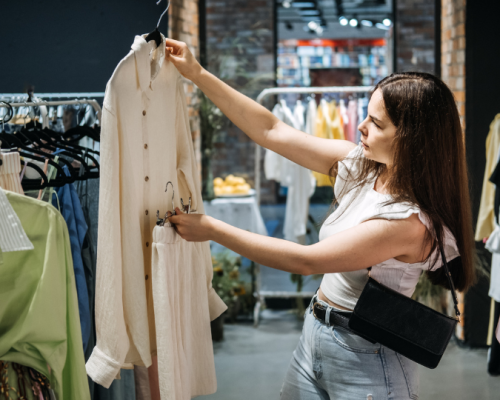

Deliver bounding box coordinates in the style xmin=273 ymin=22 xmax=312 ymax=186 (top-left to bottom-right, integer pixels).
xmin=1 ymin=0 xmax=500 ymax=399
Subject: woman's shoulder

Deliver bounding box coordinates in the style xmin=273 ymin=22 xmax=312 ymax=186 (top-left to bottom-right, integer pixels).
xmin=334 ymin=143 xmax=364 ymax=196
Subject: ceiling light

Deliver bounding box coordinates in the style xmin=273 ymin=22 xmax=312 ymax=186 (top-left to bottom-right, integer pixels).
xmin=292 ymin=2 xmax=316 ymax=7
xmin=282 ymin=0 xmax=291 ymax=8
xmin=315 ymin=26 xmax=324 ymax=34
xmin=349 ymin=18 xmax=358 ymax=27
xmin=299 ymin=9 xmax=321 ymax=15
xmin=361 ymin=20 xmax=373 ymax=27
xmin=308 ymin=20 xmax=319 ymax=30
xmin=376 ymin=22 xmax=390 ymax=30
xmin=339 ymin=16 xmax=348 ymax=26
xmin=383 ymin=18 xmax=392 ymax=26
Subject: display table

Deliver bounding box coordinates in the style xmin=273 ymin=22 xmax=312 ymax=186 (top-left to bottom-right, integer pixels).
xmin=203 ymin=196 xmax=268 ymax=236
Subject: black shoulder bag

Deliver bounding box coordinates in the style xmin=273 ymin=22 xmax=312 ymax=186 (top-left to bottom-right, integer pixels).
xmin=347 ymin=246 xmax=460 ymax=369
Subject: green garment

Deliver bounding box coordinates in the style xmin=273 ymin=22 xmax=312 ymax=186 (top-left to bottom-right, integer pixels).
xmin=0 ymin=190 xmax=91 ymax=400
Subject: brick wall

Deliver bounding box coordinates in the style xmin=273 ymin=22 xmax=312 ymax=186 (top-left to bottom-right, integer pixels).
xmin=441 ymin=0 xmax=466 ymax=130
xmin=205 ymin=0 xmax=276 ymax=204
xmin=395 ymin=0 xmax=436 ymax=73
xmin=169 ymin=0 xmax=202 ymax=181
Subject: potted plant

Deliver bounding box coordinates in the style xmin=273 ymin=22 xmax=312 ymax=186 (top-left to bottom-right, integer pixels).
xmin=210 ymin=250 xmax=250 ymax=341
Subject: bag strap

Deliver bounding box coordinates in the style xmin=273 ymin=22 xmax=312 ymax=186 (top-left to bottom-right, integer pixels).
xmin=438 ymin=245 xmax=461 ymax=318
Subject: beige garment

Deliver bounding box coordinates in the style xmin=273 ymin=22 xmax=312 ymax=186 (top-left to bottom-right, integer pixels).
xmin=85 ymin=33 xmax=227 ymax=389
xmin=152 ymin=220 xmax=219 ymax=399
xmin=0 ymin=152 xmax=24 ymax=194
xmin=475 ymin=114 xmax=500 ymax=241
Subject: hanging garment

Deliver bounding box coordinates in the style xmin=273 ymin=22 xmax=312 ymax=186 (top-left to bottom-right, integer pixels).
xmin=347 ymin=99 xmax=358 ymax=144
xmin=281 ymin=100 xmax=316 ymax=243
xmin=488 ymin=301 xmax=500 ymax=375
xmin=264 ymin=103 xmax=287 ymax=183
xmin=485 ymin=147 xmax=500 ymax=302
xmin=86 ymin=33 xmax=226 ymax=392
xmin=151 ymin=217 xmax=222 ymax=399
xmin=0 ymin=184 xmax=33 ymax=255
xmin=134 ymin=366 xmax=152 ymax=400
xmin=355 ymin=96 xmax=369 ymax=145
xmin=475 ymin=114 xmax=500 ymax=241
xmin=52 ymin=166 xmax=91 ymax=352
xmin=76 ymin=179 xmax=137 ymax=400
xmin=497 ymin=318 xmax=500 ymax=346
xmin=339 ymin=99 xmax=350 ymax=142
xmin=0 ymin=189 xmax=90 ymax=400
xmin=0 ymin=151 xmax=24 ymax=194
xmin=312 ymin=100 xmax=345 ymax=187
xmin=0 ymin=361 xmax=53 ymax=400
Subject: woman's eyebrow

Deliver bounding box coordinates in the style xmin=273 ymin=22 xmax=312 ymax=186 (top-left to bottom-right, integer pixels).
xmin=369 ymin=114 xmax=383 ymax=123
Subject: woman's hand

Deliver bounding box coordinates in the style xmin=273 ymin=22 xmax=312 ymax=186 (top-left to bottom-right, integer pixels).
xmin=167 ymin=207 xmax=215 ymax=242
xmin=165 ymin=38 xmax=203 ymax=81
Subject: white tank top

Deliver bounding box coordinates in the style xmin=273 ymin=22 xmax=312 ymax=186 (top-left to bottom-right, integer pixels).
xmin=319 ymin=144 xmax=460 ymax=310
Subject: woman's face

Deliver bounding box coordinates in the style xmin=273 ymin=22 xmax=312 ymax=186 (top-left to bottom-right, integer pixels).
xmin=358 ymin=88 xmax=397 ymax=167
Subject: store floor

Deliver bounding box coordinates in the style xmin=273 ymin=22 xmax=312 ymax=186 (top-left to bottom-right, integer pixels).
xmin=205 ymin=310 xmax=500 ymax=400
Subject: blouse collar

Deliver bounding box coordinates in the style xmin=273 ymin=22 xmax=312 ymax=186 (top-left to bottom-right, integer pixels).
xmin=131 ymin=33 xmax=166 ymax=93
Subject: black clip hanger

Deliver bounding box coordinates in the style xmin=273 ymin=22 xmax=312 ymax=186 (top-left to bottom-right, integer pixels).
xmin=156 ymin=181 xmax=176 ymax=226
xmin=145 ymin=0 xmax=170 ymax=47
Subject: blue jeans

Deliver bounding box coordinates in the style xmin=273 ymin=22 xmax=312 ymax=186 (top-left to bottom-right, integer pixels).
xmin=280 ymin=299 xmax=419 ymax=400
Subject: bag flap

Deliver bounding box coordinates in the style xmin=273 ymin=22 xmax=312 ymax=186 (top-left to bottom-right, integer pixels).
xmin=352 ymin=277 xmax=457 ymax=355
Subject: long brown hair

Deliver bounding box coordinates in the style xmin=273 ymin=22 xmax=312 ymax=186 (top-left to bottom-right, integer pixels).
xmin=324 ymin=72 xmax=476 ymax=292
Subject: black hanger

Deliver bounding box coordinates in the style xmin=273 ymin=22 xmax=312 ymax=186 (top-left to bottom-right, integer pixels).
xmin=145 ymin=0 xmax=170 ymax=47
xmin=19 ymin=158 xmax=50 ymax=191
xmin=0 ymin=101 xmax=14 ymax=166
xmin=0 ymin=130 xmax=77 ymax=186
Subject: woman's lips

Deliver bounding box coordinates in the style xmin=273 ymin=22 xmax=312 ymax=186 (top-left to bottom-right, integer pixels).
xmin=361 ymin=141 xmax=369 ymax=148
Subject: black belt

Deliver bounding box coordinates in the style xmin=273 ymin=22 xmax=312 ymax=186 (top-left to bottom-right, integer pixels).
xmin=311 ymin=295 xmax=377 ymax=344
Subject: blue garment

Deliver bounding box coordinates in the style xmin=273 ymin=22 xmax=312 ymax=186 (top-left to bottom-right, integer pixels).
xmin=280 ymin=297 xmax=419 ymax=399
xmin=76 ymin=178 xmax=136 ymax=400
xmin=53 ymin=167 xmax=91 ymax=352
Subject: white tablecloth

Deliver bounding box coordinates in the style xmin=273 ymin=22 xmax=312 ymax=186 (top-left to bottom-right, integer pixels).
xmin=203 ymin=196 xmax=268 ymax=236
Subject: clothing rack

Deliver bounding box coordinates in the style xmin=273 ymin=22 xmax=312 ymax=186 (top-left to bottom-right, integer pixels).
xmin=252 ymin=86 xmax=373 ymax=327
xmin=0 ymin=99 xmax=103 ymax=127
xmin=255 ymin=86 xmax=372 ymax=206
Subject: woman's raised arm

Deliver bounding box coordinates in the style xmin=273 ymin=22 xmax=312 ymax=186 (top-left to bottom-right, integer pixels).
xmin=166 ymin=38 xmax=356 ymax=175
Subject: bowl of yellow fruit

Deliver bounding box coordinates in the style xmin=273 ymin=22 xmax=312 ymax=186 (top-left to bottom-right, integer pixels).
xmin=213 ymin=175 xmax=255 ymax=197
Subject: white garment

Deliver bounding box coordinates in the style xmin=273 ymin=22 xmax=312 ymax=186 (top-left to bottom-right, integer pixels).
xmin=282 ymin=100 xmax=316 ymax=243
xmin=0 ymin=187 xmax=33 ymax=253
xmin=264 ymin=104 xmax=287 ymax=182
xmin=86 ymin=33 xmax=226 ymax=390
xmin=486 ymin=210 xmax=500 ymax=301
xmin=319 ymin=144 xmax=460 ymax=310
xmin=152 ymin=215 xmax=219 ymax=400
xmin=264 ymin=100 xmax=316 ymax=243
xmin=485 ymin=146 xmax=500 ymax=301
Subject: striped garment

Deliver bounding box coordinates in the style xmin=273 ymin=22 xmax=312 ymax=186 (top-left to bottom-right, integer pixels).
xmin=0 ymin=187 xmax=33 ymax=253
xmin=0 ymin=151 xmax=24 ymax=195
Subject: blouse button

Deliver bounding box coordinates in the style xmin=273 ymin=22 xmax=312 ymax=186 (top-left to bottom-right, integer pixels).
xmin=146 ymin=242 xmax=149 ymax=247
xmin=145 ymin=176 xmax=149 ymax=182
xmin=142 ymin=110 xmax=147 ymax=116
xmin=145 ymin=275 xmax=149 ymax=280
xmin=145 ymin=210 xmax=149 ymax=215
xmin=144 ymin=144 xmax=148 ymax=149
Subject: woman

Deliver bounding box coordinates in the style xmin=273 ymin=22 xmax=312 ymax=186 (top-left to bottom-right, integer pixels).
xmin=165 ymin=38 xmax=476 ymax=399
